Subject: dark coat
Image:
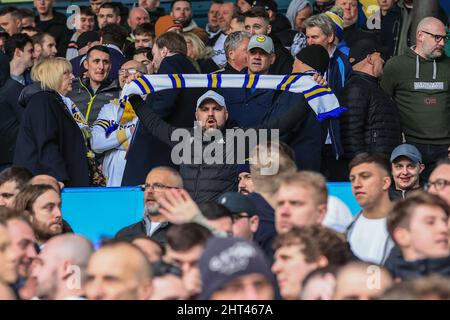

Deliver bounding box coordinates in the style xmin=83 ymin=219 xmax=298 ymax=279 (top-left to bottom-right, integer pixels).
xmin=247 ymin=192 xmax=276 ymax=264
xmin=0 ymin=79 xmax=24 ymax=167
xmin=266 ymin=89 xmax=324 ymax=171
xmin=121 ymin=54 xmax=203 ymax=186
xmin=115 ymin=219 xmax=171 ymax=247
xmin=339 ymin=71 xmax=401 ymax=160
xmin=130 ymin=90 xmax=310 ymax=203
xmin=67 ymin=77 xmax=120 ymax=125
xmin=384 ymin=246 xmax=450 ymax=281
xmin=269 ymin=34 xmax=293 ymax=75
xmin=13 ymin=83 xmax=89 ymax=187
xmin=36 ymin=11 xmax=72 ymax=58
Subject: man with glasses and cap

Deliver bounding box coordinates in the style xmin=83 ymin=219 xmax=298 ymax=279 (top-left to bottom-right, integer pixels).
xmin=218 ymin=192 xmax=260 ymax=241
xmin=381 ymin=17 xmax=450 ymax=183
xmin=115 ymin=166 xmax=183 ymax=243
xmin=389 ymin=144 xmax=425 ymax=201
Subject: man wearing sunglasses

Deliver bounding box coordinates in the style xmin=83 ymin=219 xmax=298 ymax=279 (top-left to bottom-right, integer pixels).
xmin=115 ymin=166 xmax=183 ymax=244
xmin=381 ymin=16 xmax=450 ymax=183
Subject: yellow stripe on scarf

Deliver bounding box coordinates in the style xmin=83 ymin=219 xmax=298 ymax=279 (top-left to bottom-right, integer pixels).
xmin=304 ymin=87 xmax=332 ymax=99
xmin=119 ymin=100 xmax=137 ymax=125
xmin=280 ymin=75 xmax=298 ymax=91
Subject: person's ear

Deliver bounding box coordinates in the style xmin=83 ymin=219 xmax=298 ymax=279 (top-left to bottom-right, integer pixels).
xmin=270 ymin=53 xmax=275 ymax=65
xmin=83 ymin=59 xmax=89 ymax=70
xmin=138 ymin=279 xmax=153 ymax=300
xmin=228 ymin=49 xmax=235 ymax=61
xmin=161 ymin=47 xmax=169 ymax=58
xmin=393 ymin=227 xmax=410 ymax=248
xmin=316 ymin=255 xmax=329 ymax=268
xmin=382 ymin=175 xmax=392 ymax=191
xmin=250 ymin=215 xmax=260 ymax=233
xmin=117 ymin=16 xmax=121 ymax=24
xmin=317 ymin=203 xmax=327 ymax=225
xmin=224 ymin=109 xmax=228 ymax=121
xmin=267 ymin=24 xmax=272 ymax=35
xmin=419 ymin=164 xmax=425 ymax=174
xmin=14 ymin=47 xmax=21 ymax=58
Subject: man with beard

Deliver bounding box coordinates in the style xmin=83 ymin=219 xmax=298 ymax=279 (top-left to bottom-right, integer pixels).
xmin=127 ymin=87 xmax=313 ymax=203
xmin=13 ymin=184 xmax=63 ymax=247
xmin=170 ymin=0 xmax=198 ymax=32
xmin=30 ymin=234 xmax=94 ymax=300
xmin=115 ymin=166 xmax=183 ymax=245
xmin=381 ymin=17 xmax=450 ymax=182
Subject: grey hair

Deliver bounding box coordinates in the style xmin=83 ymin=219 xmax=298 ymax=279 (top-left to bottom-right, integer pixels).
xmin=224 ymin=31 xmax=252 ymax=59
xmin=304 ymin=14 xmax=336 ymax=37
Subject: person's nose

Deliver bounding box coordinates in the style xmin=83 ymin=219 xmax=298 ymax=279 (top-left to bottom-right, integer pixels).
xmin=26 ymin=244 xmax=37 ymax=259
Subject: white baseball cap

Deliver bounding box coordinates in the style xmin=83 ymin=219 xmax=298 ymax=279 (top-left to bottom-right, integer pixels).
xmin=196 ymin=90 xmax=227 ymax=110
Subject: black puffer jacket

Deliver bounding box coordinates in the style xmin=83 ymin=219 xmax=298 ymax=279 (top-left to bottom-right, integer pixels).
xmin=339 ymin=71 xmax=401 ymax=159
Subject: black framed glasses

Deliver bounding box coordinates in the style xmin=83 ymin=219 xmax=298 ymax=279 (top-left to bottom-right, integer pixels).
xmin=426 ymin=179 xmax=450 ymax=191
xmin=421 ymin=30 xmax=449 ymax=43
xmin=140 ymin=183 xmax=180 ymax=191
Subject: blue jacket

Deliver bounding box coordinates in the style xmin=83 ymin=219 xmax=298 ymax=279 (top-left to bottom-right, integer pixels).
xmin=121 ymin=54 xmax=204 ymax=186
xmin=326 ymin=48 xmax=351 ymax=158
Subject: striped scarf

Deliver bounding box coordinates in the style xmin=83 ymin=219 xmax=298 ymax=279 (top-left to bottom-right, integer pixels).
xmin=120 ymin=74 xmax=346 ymax=121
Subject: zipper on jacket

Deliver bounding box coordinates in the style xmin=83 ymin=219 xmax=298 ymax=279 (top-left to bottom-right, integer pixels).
xmin=194 ymin=164 xmax=203 ymax=199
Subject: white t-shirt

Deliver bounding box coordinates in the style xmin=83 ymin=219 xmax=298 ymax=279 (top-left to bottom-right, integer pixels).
xmin=323 ymin=196 xmax=354 ymax=233
xmin=348 ymin=214 xmax=394 ymax=265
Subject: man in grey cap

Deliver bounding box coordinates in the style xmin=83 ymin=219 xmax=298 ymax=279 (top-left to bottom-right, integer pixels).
xmin=127 ymin=88 xmax=310 ymax=202
xmin=218 ymin=192 xmax=260 ymax=241
xmin=389 ymin=144 xmax=425 ymax=201
xmin=221 ymin=34 xmax=277 ymax=128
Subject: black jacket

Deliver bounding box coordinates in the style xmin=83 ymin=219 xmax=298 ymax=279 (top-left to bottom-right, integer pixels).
xmin=36 ymin=11 xmax=72 ymax=58
xmin=269 ymin=34 xmax=293 ymax=75
xmin=130 ymin=91 xmax=310 ymax=203
xmin=384 ymin=246 xmax=450 ymax=281
xmin=388 ymin=184 xmax=422 ymax=201
xmin=13 ymin=83 xmax=89 ymax=187
xmin=0 ymin=79 xmax=24 ymax=167
xmin=115 ymin=219 xmax=171 ymax=247
xmin=339 ymin=71 xmax=401 ymax=160
xmin=121 ymin=54 xmax=203 ymax=186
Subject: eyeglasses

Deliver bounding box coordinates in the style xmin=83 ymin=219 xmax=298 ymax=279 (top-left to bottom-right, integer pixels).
xmin=140 ymin=183 xmax=180 ymax=191
xmin=426 ymin=179 xmax=450 ymax=191
xmin=232 ymin=213 xmax=251 ymax=221
xmin=421 ymin=30 xmax=449 ymax=43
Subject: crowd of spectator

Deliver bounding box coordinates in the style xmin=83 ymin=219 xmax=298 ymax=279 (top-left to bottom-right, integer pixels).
xmin=0 ymin=0 xmax=449 ymax=300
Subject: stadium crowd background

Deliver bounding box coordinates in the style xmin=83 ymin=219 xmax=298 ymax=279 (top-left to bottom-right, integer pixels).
xmin=0 ymin=0 xmax=450 ymax=301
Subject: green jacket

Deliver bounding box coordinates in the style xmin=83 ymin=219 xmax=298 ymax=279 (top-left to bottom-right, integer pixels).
xmin=381 ymin=47 xmax=450 ymax=144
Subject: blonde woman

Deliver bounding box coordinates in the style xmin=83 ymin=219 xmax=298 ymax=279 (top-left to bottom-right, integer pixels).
xmin=183 ymin=32 xmax=212 ymax=72
xmin=13 ymin=58 xmax=90 ymax=187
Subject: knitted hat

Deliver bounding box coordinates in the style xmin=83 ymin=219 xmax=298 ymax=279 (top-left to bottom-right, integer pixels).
xmin=295 ymin=44 xmax=330 ymax=74
xmin=325 ymin=10 xmax=344 ymax=40
xmin=199 ymin=237 xmax=275 ymax=300
xmin=155 ymin=15 xmax=182 ymax=37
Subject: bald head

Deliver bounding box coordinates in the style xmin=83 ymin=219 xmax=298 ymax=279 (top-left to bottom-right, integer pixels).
xmin=128 ymin=7 xmax=150 ymax=31
xmin=44 ymin=234 xmax=94 ymax=269
xmin=31 ymin=234 xmax=94 ymax=299
xmin=415 ymin=17 xmax=446 ymax=60
xmin=118 ymin=60 xmax=147 ymax=88
xmin=29 ymin=175 xmax=60 ymax=192
xmin=333 ymin=262 xmax=393 ymax=300
xmin=85 ymin=242 xmax=153 ymax=300
xmin=146 ymin=166 xmax=183 ymax=188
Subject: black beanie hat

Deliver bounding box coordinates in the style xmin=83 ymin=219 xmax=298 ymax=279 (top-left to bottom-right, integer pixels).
xmin=295 ymin=44 xmax=330 ymax=74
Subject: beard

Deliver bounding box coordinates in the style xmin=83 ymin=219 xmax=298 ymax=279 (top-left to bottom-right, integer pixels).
xmin=33 ymin=219 xmax=63 ymax=242
xmin=144 ymin=203 xmax=160 ymax=217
